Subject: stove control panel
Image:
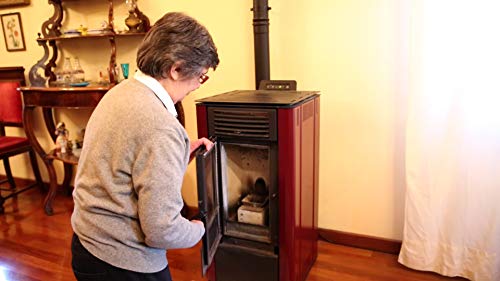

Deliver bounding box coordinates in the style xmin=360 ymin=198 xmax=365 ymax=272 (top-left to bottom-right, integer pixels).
xmin=258 ymin=80 xmax=297 ymax=91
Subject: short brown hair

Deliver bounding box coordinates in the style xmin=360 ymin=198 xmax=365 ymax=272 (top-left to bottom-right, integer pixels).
xmin=136 ymin=12 xmax=219 ymax=80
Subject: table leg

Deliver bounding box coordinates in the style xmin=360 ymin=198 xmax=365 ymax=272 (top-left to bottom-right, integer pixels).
xmin=41 ymin=108 xmax=60 ymax=215
xmin=23 ymin=106 xmax=58 ymax=216
xmin=42 ymin=158 xmax=57 ymax=216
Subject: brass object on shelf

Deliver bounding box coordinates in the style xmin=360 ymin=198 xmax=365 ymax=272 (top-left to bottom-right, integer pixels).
xmin=125 ymin=0 xmax=150 ymax=33
xmin=125 ymin=12 xmax=142 ymax=33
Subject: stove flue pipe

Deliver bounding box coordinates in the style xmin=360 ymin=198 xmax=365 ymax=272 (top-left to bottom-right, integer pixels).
xmin=252 ymin=0 xmax=271 ymax=89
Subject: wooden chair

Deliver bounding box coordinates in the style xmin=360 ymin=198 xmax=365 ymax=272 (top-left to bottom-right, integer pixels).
xmin=0 ymin=66 xmax=43 ymax=214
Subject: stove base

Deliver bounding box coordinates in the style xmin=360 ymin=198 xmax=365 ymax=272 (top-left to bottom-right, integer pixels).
xmin=215 ymin=241 xmax=278 ymax=281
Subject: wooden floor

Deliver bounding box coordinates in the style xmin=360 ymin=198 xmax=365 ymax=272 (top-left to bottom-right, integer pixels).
xmin=0 ymin=180 xmax=468 ymax=281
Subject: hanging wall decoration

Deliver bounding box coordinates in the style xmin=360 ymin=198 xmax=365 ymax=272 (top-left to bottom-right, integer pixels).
xmin=0 ymin=0 xmax=30 ymax=8
xmin=1 ymin=12 xmax=26 ymax=52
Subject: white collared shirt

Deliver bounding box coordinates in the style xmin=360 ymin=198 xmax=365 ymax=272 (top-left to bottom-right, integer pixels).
xmin=134 ymin=70 xmax=177 ymax=117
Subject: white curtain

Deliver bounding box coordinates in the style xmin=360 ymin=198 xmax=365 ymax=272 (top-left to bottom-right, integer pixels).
xmin=398 ymin=1 xmax=500 ymax=280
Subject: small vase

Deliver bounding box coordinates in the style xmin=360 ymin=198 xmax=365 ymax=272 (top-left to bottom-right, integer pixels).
xmin=125 ymin=11 xmax=142 ymax=33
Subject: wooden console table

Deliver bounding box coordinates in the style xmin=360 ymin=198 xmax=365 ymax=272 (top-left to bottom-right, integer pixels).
xmin=20 ymin=86 xmax=110 ymax=215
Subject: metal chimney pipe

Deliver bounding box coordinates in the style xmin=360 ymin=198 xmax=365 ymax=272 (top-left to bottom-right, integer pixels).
xmin=252 ymin=0 xmax=270 ymax=89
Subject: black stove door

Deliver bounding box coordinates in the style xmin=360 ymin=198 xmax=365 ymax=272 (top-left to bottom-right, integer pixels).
xmin=195 ymin=140 xmax=222 ymax=276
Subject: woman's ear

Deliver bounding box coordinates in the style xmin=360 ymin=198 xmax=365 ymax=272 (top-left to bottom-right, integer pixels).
xmin=169 ymin=62 xmax=182 ymax=81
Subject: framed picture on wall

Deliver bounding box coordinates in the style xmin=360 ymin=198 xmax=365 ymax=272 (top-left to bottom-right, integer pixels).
xmin=1 ymin=12 xmax=26 ymax=52
xmin=0 ymin=0 xmax=30 ymax=8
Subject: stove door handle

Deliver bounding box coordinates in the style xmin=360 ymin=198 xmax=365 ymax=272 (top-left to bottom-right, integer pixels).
xmin=194 ymin=136 xmax=217 ymax=157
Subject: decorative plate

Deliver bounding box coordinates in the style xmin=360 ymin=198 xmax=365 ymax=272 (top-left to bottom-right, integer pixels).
xmin=69 ymin=81 xmax=90 ymax=87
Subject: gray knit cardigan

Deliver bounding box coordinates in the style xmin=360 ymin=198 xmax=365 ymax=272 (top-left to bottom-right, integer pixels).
xmin=71 ymin=78 xmax=204 ymax=273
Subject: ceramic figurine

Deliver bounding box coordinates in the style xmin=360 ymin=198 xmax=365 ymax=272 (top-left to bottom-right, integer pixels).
xmin=55 ymin=122 xmax=69 ymax=154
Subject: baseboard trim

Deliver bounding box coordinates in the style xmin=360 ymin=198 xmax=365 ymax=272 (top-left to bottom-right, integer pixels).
xmin=319 ymin=228 xmax=402 ymax=254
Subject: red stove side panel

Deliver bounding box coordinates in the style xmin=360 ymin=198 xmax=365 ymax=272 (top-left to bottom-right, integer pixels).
xmin=196 ymin=104 xmax=208 ymax=138
xmin=278 ymin=106 xmax=300 ymax=281
xmin=299 ymin=99 xmax=319 ymax=280
xmin=294 ymin=106 xmax=303 ymax=281
xmin=278 ymin=97 xmax=319 ymax=281
xmin=313 ymin=97 xmax=320 ymax=259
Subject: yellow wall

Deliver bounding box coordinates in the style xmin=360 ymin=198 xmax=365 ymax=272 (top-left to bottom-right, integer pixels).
xmin=0 ymin=0 xmax=407 ymax=240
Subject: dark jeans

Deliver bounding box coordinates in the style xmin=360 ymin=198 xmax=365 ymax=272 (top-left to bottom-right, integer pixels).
xmin=71 ymin=233 xmax=172 ymax=281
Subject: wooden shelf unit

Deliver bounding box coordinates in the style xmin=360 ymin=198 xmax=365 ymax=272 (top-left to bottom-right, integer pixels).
xmin=29 ymin=0 xmax=150 ymax=87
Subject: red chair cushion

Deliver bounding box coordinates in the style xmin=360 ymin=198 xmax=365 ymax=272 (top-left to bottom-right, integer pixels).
xmin=0 ymin=136 xmax=30 ymax=154
xmin=0 ymin=82 xmax=22 ymax=124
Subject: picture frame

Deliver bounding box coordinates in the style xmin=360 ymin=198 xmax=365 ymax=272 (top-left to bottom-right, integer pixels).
xmin=1 ymin=12 xmax=25 ymax=52
xmin=0 ymin=0 xmax=30 ymax=8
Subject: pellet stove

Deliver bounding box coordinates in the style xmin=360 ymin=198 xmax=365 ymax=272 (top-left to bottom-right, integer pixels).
xmin=195 ymin=89 xmax=320 ymax=281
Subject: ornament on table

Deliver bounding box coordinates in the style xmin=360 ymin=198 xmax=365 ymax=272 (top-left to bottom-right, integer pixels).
xmin=55 ymin=122 xmax=70 ymax=154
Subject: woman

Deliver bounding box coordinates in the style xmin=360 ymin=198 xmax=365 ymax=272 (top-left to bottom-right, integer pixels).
xmin=71 ymin=12 xmax=219 ymax=281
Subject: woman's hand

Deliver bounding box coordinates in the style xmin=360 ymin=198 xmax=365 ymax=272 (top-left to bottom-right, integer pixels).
xmin=191 ymin=220 xmax=204 ymax=226
xmin=189 ymin=137 xmax=213 ymax=162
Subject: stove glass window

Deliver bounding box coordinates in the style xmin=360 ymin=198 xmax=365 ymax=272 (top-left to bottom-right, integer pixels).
xmin=219 ymin=142 xmax=272 ymax=243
